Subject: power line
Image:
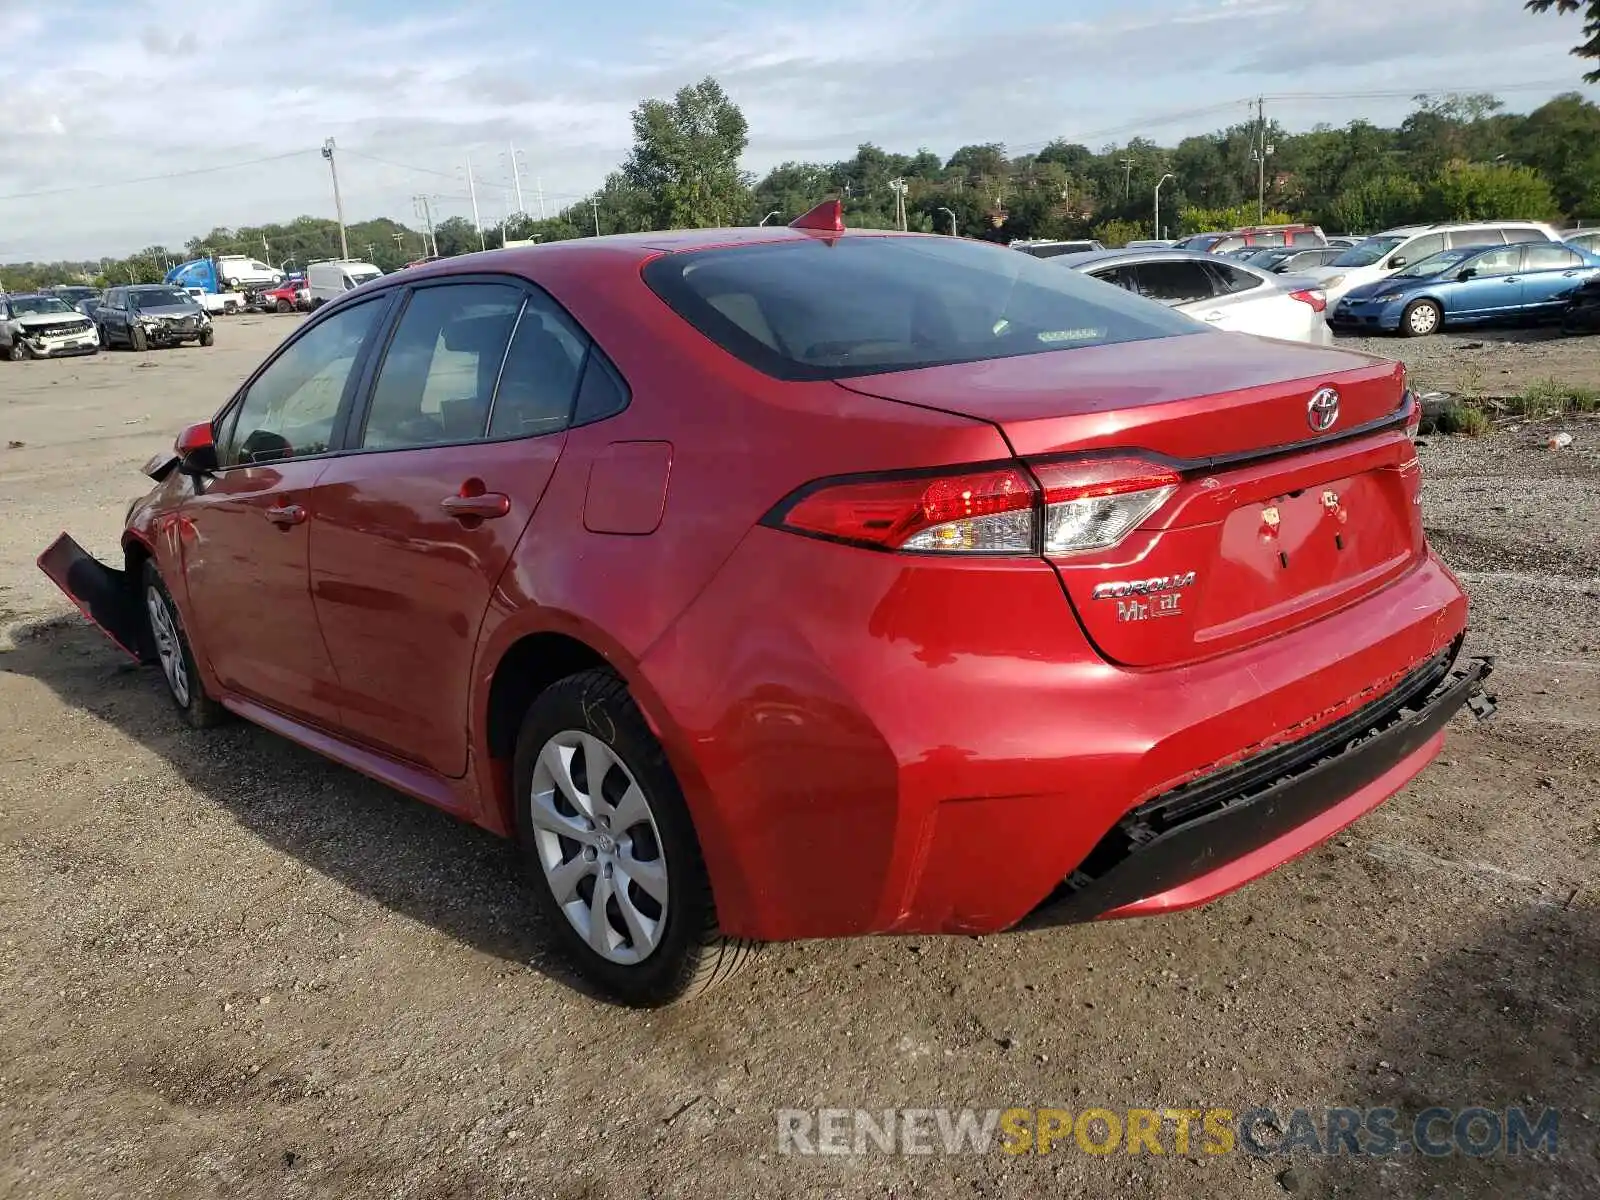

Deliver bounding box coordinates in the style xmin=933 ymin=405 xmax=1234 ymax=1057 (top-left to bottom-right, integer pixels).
xmin=0 ymin=150 xmax=316 ymax=201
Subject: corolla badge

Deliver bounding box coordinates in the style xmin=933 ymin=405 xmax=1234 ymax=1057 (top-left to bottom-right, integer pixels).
xmin=1307 ymin=386 xmax=1340 ymax=433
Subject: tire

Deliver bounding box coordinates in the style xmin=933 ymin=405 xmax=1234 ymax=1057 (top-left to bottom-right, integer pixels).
xmin=199 ymin=328 xmax=214 ymax=347
xmin=130 ymin=324 xmax=148 ymax=353
xmin=6 ymin=340 xmax=25 ymax=362
xmin=1401 ymin=299 xmax=1442 ymax=338
xmin=275 ymin=299 xmax=292 ymax=314
xmin=512 ymin=669 xmax=756 ymax=1006
xmin=140 ymin=561 xmax=227 ymax=729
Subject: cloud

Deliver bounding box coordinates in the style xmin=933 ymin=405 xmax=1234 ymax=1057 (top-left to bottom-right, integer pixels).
xmin=0 ymin=0 xmax=1593 ymax=260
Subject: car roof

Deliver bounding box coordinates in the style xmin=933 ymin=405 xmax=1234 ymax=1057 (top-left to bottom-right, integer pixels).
xmin=1051 ymin=248 xmax=1235 ymax=269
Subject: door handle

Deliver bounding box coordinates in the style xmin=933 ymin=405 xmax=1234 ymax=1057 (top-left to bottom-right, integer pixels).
xmin=1503 ymin=277 xmax=1520 ymax=283
xmin=440 ymin=493 xmax=511 ymax=520
xmin=265 ymin=503 xmax=306 ymax=527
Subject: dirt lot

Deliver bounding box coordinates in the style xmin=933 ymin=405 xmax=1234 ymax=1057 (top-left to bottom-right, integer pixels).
xmin=1 ymin=320 xmax=1595 ymax=1200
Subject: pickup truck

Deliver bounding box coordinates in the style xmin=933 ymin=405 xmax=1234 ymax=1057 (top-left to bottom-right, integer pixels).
xmin=183 ymin=286 xmax=244 ymax=316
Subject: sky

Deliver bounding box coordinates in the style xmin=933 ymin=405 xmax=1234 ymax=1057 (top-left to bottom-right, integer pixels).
xmin=1 ymin=0 xmax=1595 ymax=261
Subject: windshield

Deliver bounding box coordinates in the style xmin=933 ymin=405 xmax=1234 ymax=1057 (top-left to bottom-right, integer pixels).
xmin=1174 ymin=234 xmax=1220 ymax=252
xmin=55 ymin=287 xmax=98 ymax=302
xmin=643 ymin=235 xmax=1205 ymax=382
xmin=130 ymin=288 xmax=195 ymax=310
xmin=9 ymin=296 xmax=74 ymax=316
xmin=1331 ymin=236 xmax=1405 ymax=267
xmin=1392 ymin=249 xmax=1477 ymax=279
xmin=347 ymin=270 xmax=382 ymax=285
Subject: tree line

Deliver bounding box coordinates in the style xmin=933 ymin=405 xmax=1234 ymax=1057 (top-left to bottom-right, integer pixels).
xmin=4 ymin=80 xmax=1599 ymax=295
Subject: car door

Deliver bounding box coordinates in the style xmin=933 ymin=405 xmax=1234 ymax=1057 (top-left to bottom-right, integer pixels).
xmin=98 ymin=289 xmax=125 ymax=344
xmin=306 ymin=277 xmax=598 ymax=777
xmin=1449 ymin=246 xmax=1525 ymax=318
xmin=1518 ymin=244 xmax=1590 ymax=313
xmin=179 ymin=296 xmax=391 ymax=726
xmin=1119 ymin=260 xmax=1221 ymax=318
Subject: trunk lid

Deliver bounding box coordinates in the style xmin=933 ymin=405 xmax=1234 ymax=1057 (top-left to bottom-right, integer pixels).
xmin=838 ymin=332 xmax=1423 ymax=668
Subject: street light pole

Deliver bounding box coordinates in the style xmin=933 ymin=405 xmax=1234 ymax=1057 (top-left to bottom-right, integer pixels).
xmin=1154 ymin=174 xmax=1175 ymax=241
xmin=937 ymin=206 xmax=958 ymax=237
xmin=758 ymin=210 xmax=781 ymax=226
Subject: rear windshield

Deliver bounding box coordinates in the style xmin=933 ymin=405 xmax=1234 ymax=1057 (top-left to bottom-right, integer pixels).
xmin=642 ymin=235 xmax=1204 ymax=381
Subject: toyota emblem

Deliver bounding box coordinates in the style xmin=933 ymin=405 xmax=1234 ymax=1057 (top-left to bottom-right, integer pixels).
xmin=1307 ymin=386 xmax=1340 ymax=433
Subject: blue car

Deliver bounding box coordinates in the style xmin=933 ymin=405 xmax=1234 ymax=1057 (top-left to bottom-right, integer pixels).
xmin=1330 ymin=241 xmax=1600 ymax=337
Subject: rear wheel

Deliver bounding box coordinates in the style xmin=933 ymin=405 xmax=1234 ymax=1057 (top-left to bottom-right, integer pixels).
xmin=141 ymin=561 xmax=226 ymax=729
xmin=275 ymin=299 xmax=292 ymax=314
xmin=130 ymin=324 xmax=148 ymax=352
xmin=1401 ymin=299 xmax=1441 ymax=338
xmin=513 ymin=669 xmax=756 ymax=1006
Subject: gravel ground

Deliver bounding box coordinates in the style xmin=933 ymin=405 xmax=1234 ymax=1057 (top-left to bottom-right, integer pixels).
xmin=1335 ymin=326 xmax=1600 ymax=399
xmin=1 ymin=320 xmax=1595 ymax=1200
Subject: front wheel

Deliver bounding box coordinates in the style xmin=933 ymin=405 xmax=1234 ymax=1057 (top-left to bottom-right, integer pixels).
xmin=6 ymin=340 xmax=26 ymax=362
xmin=513 ymin=669 xmax=756 ymax=1006
xmin=1401 ymin=299 xmax=1442 ymax=338
xmin=141 ymin=561 xmax=227 ymax=729
xmin=275 ymin=299 xmax=292 ymax=314
xmin=199 ymin=328 xmax=214 ymax=347
xmin=129 ymin=325 xmax=148 ymax=352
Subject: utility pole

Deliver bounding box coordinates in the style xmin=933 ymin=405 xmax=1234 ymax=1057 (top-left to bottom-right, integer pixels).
xmin=937 ymin=206 xmax=957 ymax=237
xmin=364 ymin=242 xmax=375 ymax=261
xmin=507 ymin=142 xmax=527 ymax=215
xmin=1251 ymin=96 xmax=1273 ymax=223
xmin=888 ymin=178 xmax=909 ymax=231
xmin=412 ymin=195 xmax=438 ymax=257
xmin=391 ymin=231 xmax=405 ymax=258
xmin=1121 ymin=156 xmax=1133 ymax=200
xmin=465 ymin=153 xmax=485 ymax=251
xmin=321 ymin=138 xmax=350 ymax=261
xmin=589 ymin=197 xmax=601 ymax=237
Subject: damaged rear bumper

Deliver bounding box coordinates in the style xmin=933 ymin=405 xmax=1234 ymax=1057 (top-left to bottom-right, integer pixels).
xmin=36 ymin=533 xmax=147 ymax=660
xmin=1019 ymin=646 xmax=1495 ymax=928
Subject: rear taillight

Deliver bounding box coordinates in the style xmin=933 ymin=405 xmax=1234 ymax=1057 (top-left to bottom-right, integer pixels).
xmin=768 ymin=458 xmax=1177 ymax=556
xmin=1290 ymin=288 xmax=1328 ymax=313
xmin=1031 ymin=457 xmax=1179 ymax=554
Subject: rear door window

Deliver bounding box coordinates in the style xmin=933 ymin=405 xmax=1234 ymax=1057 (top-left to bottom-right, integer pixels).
xmin=1397 ymin=233 xmax=1447 ymax=264
xmin=1445 ymin=229 xmax=1500 ymax=250
xmin=1523 ymin=244 xmax=1581 ymax=271
xmin=642 ymin=237 xmax=1203 ymax=381
xmin=1497 ymin=227 xmax=1547 ymax=245
xmin=1290 ymin=231 xmax=1321 ymax=246
xmin=1128 ymin=261 xmax=1220 ymax=304
xmin=1249 ymin=232 xmax=1285 ymax=247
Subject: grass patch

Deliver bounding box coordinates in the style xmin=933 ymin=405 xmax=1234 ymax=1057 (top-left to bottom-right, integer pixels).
xmin=1426 ymin=403 xmax=1493 ymax=437
xmin=1505 ymin=377 xmax=1600 ymax=417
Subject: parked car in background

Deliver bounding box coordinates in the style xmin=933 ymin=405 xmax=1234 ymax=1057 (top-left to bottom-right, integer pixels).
xmin=1234 ymin=247 xmax=1299 ymax=269
xmin=48 ymin=284 xmax=102 ymax=309
xmin=38 ymin=213 xmax=1489 ymax=1006
xmin=185 ymin=286 xmax=244 ymax=316
xmin=1330 ymin=242 xmax=1600 ymax=336
xmin=1010 ymin=239 xmax=1106 ymax=258
xmin=1173 ymin=224 xmax=1325 ymax=254
xmin=1273 ymin=247 xmax=1347 ymax=274
xmin=1561 ymin=273 xmax=1600 ymax=334
xmin=96 ymin=285 xmax=214 ymax=351
xmin=1324 ymin=237 xmax=1363 ymax=249
xmin=1301 ymin=222 xmax=1563 ymax=307
xmin=76 ymin=294 xmax=103 ymax=321
xmin=0 ymin=293 xmax=100 ymax=359
xmin=1056 ymin=248 xmax=1332 ymax=344
xmin=215 ymin=255 xmax=284 ymax=288
xmin=260 ymin=279 xmax=311 ymax=313
xmin=1123 ymin=239 xmax=1175 ymax=250
xmin=306 ymin=259 xmax=384 ymax=306
xmin=1564 ymin=230 xmax=1600 ymax=256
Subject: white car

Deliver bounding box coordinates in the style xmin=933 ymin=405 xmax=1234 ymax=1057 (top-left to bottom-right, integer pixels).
xmin=185 ymin=286 xmax=244 ymax=315
xmin=0 ymin=293 xmax=101 ymax=360
xmin=306 ymin=260 xmax=384 ymax=307
xmin=1055 ymin=249 xmax=1333 ymax=345
xmin=1299 ymin=221 xmax=1563 ymax=307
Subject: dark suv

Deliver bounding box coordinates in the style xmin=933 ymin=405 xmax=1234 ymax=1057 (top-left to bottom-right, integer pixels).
xmin=97 ymin=286 xmax=214 ymax=351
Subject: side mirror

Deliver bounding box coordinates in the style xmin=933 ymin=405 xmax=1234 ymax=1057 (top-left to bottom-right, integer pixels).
xmin=1457 ymin=268 xmax=1478 ymax=282
xmin=1388 ymin=256 xmax=1407 ymax=269
xmin=175 ymin=421 xmax=219 ymax=475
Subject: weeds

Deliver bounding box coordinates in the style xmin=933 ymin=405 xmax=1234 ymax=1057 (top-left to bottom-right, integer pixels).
xmin=1505 ymin=378 xmax=1600 ymax=417
xmin=1426 ymin=404 xmax=1493 ymax=437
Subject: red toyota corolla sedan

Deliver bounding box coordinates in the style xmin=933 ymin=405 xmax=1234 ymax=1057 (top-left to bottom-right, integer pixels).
xmin=41 ymin=203 xmax=1493 ymax=1006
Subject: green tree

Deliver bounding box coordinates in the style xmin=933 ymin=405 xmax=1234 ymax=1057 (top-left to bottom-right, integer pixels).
xmin=1423 ymin=161 xmax=1560 ymax=221
xmin=622 ymin=76 xmax=752 ymax=229
xmin=1527 ymin=0 xmax=1600 ymax=81
xmin=1510 ymin=93 xmax=1600 ymax=211
xmin=1324 ymin=175 xmax=1425 ymax=233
